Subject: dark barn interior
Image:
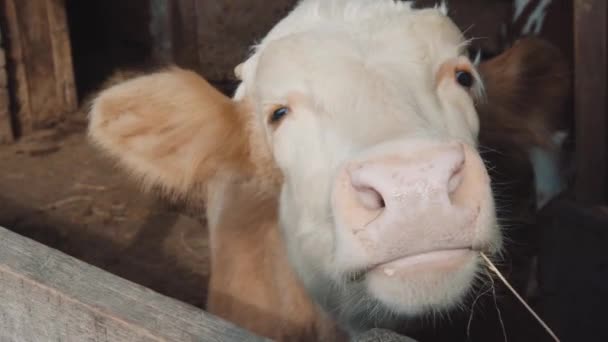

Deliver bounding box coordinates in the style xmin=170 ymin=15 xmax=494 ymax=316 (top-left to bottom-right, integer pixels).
xmin=0 ymin=0 xmax=606 ymax=341
xmin=66 ymin=0 xmax=155 ymax=102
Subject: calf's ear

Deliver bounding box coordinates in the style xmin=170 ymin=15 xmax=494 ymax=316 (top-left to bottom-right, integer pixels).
xmin=88 ymin=67 xmax=250 ymax=196
xmin=476 ymin=37 xmax=571 ymax=149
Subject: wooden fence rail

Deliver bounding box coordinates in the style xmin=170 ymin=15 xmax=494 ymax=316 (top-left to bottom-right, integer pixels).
xmin=0 ymin=226 xmax=267 ymax=342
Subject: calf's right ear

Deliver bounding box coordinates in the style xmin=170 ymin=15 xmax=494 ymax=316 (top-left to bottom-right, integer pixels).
xmin=88 ymin=67 xmax=250 ymax=196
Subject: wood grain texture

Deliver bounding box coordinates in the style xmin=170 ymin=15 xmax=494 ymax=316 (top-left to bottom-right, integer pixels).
xmin=0 ymin=26 xmax=13 ymax=143
xmin=0 ymin=85 xmax=12 ymax=143
xmin=0 ymin=0 xmax=77 ymax=136
xmin=0 ymin=226 xmax=267 ymax=342
xmin=0 ymin=0 xmax=32 ymax=136
xmin=574 ymin=0 xmax=607 ymax=204
xmin=193 ymin=1 xmax=295 ymax=81
xmin=12 ymin=0 xmax=60 ymax=128
xmin=160 ymin=0 xmax=295 ymax=81
xmin=47 ymin=0 xmax=78 ymax=112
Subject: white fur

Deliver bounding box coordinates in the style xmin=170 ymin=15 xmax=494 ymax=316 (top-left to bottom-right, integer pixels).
xmin=514 ymin=0 xmax=532 ymax=22
xmin=232 ymin=0 xmax=500 ymax=333
xmin=522 ymin=0 xmax=552 ymax=34
xmin=529 ymin=130 xmax=567 ymax=208
xmin=512 ymin=0 xmax=553 ymax=34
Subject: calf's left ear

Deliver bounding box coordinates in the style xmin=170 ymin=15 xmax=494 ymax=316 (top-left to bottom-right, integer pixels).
xmin=88 ymin=67 xmax=251 ymax=196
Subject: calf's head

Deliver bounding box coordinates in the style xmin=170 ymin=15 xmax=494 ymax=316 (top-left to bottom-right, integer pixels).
xmin=89 ymin=0 xmax=564 ymax=332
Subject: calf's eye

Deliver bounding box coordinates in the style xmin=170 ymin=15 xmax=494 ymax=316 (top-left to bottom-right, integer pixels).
xmin=269 ymin=107 xmax=289 ymax=124
xmin=455 ymin=70 xmax=474 ymax=88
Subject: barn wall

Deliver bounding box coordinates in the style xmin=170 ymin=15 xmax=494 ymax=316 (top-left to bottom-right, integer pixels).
xmin=166 ymin=0 xmax=574 ymax=92
xmin=168 ymin=0 xmax=296 ymax=83
xmin=0 ymin=0 xmax=581 ymax=142
xmin=64 ymin=0 xmax=577 ymax=98
xmin=0 ymin=26 xmax=12 ymax=143
xmin=66 ymin=0 xmax=154 ymax=102
xmin=573 ymin=0 xmax=607 ymax=204
xmin=0 ymin=0 xmax=77 ymax=137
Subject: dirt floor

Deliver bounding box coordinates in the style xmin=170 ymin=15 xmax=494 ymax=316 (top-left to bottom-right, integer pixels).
xmin=0 ymin=116 xmax=210 ymax=308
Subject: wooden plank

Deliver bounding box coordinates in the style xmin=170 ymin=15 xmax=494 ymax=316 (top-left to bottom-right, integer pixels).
xmin=0 ymin=27 xmax=14 ymax=143
xmin=0 ymin=226 xmax=267 ymax=342
xmin=0 ymin=0 xmax=32 ymax=136
xmin=46 ymin=0 xmax=78 ymax=112
xmin=0 ymin=0 xmax=77 ymax=136
xmin=12 ymin=0 xmax=62 ymax=129
xmin=574 ymin=0 xmax=608 ymax=204
xmin=0 ymin=86 xmax=12 ymax=143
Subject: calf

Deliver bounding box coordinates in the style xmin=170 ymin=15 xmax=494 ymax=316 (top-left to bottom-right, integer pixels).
xmin=88 ymin=1 xmax=568 ymax=340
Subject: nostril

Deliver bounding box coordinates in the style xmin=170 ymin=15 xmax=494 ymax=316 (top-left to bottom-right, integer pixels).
xmin=448 ymin=160 xmax=465 ymax=194
xmin=348 ymin=164 xmax=386 ymax=211
xmin=447 ymin=155 xmax=466 ymax=205
xmin=353 ymin=185 xmax=385 ymax=211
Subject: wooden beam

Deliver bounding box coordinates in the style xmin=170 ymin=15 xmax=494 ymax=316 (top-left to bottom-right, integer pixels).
xmin=47 ymin=0 xmax=78 ymax=112
xmin=0 ymin=0 xmax=77 ymax=136
xmin=0 ymin=27 xmax=13 ymax=143
xmin=574 ymin=0 xmax=608 ymax=204
xmin=0 ymin=0 xmax=32 ymax=136
xmin=0 ymin=226 xmax=267 ymax=341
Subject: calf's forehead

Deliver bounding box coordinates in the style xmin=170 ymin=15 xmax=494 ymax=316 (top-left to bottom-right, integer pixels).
xmin=251 ymin=7 xmax=468 ymax=100
xmin=248 ymin=9 xmax=471 ymax=141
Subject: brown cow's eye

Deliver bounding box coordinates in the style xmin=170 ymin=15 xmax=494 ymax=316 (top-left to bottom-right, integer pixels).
xmin=455 ymin=70 xmax=474 ymax=88
xmin=270 ymin=107 xmax=289 ymax=124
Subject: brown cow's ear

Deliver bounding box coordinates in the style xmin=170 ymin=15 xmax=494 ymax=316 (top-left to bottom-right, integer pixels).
xmin=476 ymin=37 xmax=571 ymax=149
xmin=88 ymin=67 xmax=250 ymax=196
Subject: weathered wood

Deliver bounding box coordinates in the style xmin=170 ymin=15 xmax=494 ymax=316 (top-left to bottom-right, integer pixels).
xmin=574 ymin=0 xmax=607 ymax=204
xmin=154 ymin=0 xmax=295 ymax=81
xmin=192 ymin=1 xmax=295 ymax=82
xmin=0 ymin=0 xmax=31 ymax=136
xmin=0 ymin=26 xmax=13 ymax=143
xmin=0 ymin=0 xmax=77 ymax=136
xmin=12 ymin=0 xmax=60 ymax=128
xmin=47 ymin=0 xmax=78 ymax=111
xmin=0 ymin=85 xmax=11 ymax=143
xmin=0 ymin=226 xmax=267 ymax=342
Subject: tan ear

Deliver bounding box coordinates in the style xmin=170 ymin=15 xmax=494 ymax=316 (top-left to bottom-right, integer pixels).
xmin=477 ymin=38 xmax=571 ymax=150
xmin=88 ymin=67 xmax=250 ymax=195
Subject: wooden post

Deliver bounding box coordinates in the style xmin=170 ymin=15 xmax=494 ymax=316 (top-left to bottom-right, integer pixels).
xmin=574 ymin=0 xmax=608 ymax=204
xmin=0 ymin=26 xmax=13 ymax=143
xmin=0 ymin=0 xmax=77 ymax=137
xmin=0 ymin=226 xmax=267 ymax=341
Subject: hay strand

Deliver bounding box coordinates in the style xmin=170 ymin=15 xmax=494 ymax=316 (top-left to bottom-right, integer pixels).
xmin=480 ymin=252 xmax=560 ymax=342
